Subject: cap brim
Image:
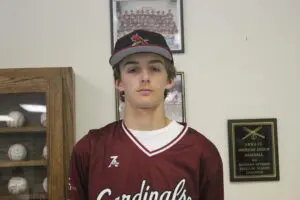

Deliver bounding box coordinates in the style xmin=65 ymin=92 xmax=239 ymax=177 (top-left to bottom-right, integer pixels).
xmin=109 ymin=45 xmax=173 ymax=66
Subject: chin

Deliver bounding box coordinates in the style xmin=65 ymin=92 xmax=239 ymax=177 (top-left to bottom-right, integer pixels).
xmin=136 ymin=99 xmax=162 ymax=109
xmin=137 ymin=102 xmax=155 ymax=109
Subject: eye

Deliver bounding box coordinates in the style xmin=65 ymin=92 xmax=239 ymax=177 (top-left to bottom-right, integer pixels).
xmin=127 ymin=66 xmax=139 ymax=73
xmin=150 ymin=66 xmax=161 ymax=72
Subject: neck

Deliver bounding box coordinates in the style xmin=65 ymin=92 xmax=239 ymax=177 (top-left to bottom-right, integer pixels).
xmin=123 ymin=101 xmax=171 ymax=131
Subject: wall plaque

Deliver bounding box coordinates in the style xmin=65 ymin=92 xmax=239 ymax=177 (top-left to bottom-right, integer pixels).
xmin=228 ymin=118 xmax=280 ymax=182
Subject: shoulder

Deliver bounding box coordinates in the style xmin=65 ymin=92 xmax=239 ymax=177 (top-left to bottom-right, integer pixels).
xmin=183 ymin=124 xmax=222 ymax=160
xmin=87 ymin=120 xmax=122 ymax=139
xmin=72 ymin=121 xmax=122 ymax=153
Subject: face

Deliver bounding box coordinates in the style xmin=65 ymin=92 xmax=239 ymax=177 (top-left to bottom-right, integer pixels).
xmin=115 ymin=53 xmax=174 ymax=109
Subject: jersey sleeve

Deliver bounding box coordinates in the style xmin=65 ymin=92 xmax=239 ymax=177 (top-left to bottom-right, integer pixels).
xmin=199 ymin=141 xmax=224 ymax=200
xmin=67 ymin=134 xmax=90 ymax=200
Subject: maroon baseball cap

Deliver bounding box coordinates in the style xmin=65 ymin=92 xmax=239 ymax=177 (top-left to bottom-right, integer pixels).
xmin=109 ymin=29 xmax=173 ymax=67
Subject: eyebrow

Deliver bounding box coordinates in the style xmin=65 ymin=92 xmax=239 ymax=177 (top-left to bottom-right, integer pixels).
xmin=122 ymin=61 xmax=138 ymax=67
xmin=148 ymin=59 xmax=164 ymax=65
xmin=122 ymin=59 xmax=164 ymax=68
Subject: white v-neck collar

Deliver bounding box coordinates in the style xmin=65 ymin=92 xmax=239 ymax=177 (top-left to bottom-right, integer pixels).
xmin=122 ymin=121 xmax=188 ymax=157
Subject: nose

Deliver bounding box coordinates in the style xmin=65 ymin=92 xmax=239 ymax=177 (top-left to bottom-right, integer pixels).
xmin=141 ymin=69 xmax=150 ymax=83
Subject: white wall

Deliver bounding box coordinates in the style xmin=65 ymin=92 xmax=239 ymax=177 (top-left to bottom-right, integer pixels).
xmin=0 ymin=0 xmax=299 ymax=200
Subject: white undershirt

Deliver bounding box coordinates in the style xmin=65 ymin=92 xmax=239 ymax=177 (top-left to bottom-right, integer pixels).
xmin=128 ymin=121 xmax=184 ymax=151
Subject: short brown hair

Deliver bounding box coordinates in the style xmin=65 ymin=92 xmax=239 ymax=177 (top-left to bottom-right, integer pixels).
xmin=113 ymin=58 xmax=176 ymax=102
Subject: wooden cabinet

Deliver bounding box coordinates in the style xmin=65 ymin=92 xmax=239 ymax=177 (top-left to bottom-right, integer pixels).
xmin=0 ymin=67 xmax=75 ymax=200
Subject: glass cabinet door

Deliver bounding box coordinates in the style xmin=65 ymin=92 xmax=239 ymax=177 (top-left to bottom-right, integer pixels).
xmin=0 ymin=92 xmax=48 ymax=200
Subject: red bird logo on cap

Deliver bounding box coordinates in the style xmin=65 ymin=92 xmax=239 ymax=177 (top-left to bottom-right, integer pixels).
xmin=131 ymin=33 xmax=149 ymax=46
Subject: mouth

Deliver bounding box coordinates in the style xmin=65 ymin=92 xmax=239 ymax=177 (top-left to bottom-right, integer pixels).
xmin=137 ymin=89 xmax=152 ymax=92
xmin=137 ymin=89 xmax=153 ymax=96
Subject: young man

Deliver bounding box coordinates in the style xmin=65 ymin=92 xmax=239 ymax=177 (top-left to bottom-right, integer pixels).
xmin=68 ymin=29 xmax=224 ymax=200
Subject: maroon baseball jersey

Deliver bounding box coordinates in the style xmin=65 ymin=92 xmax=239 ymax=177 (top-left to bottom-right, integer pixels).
xmin=67 ymin=120 xmax=223 ymax=200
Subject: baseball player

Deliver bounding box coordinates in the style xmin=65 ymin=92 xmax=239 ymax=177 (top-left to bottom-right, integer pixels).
xmin=68 ymin=29 xmax=224 ymax=200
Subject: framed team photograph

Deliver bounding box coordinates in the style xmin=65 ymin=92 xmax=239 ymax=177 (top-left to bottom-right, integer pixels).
xmin=115 ymin=71 xmax=186 ymax=122
xmin=109 ymin=0 xmax=185 ymax=53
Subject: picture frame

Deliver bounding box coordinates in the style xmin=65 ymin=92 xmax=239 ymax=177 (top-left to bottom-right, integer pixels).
xmin=109 ymin=0 xmax=185 ymax=53
xmin=227 ymin=118 xmax=280 ymax=182
xmin=115 ymin=71 xmax=186 ymax=122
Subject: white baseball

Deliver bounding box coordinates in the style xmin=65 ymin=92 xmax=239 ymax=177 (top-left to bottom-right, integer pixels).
xmin=42 ymin=177 xmax=47 ymax=192
xmin=40 ymin=112 xmax=47 ymax=127
xmin=6 ymin=111 xmax=25 ymax=127
xmin=8 ymin=144 xmax=27 ymax=161
xmin=8 ymin=177 xmax=28 ymax=195
xmin=42 ymin=145 xmax=47 ymax=159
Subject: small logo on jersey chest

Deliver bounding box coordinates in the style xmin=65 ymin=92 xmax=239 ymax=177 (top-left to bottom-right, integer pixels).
xmin=108 ymin=155 xmax=119 ymax=168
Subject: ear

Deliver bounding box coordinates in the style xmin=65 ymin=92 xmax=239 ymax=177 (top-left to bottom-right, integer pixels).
xmin=115 ymin=79 xmax=124 ymax=92
xmin=165 ymin=78 xmax=175 ymax=90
